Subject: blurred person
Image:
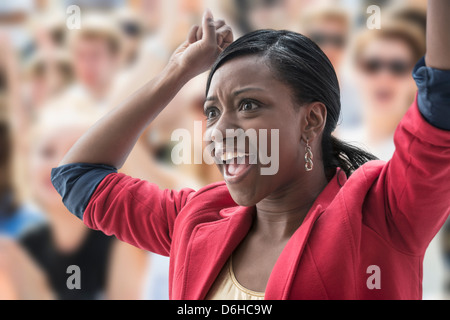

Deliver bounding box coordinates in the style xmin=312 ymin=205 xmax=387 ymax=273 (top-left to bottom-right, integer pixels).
xmin=42 ymin=13 xmax=123 ymax=116
xmin=0 ymin=34 xmax=45 ymax=239
xmin=384 ymin=2 xmax=449 ymax=300
xmin=0 ymin=1 xmax=34 ymax=51
xmin=299 ymin=5 xmax=362 ymax=129
xmin=51 ymin=0 xmax=450 ymax=301
xmin=7 ymin=111 xmax=149 ymax=300
xmin=0 ymin=236 xmax=54 ymax=300
xmin=205 ymin=0 xmax=247 ymax=37
xmin=241 ymin=0 xmax=291 ymax=32
xmin=114 ymin=8 xmax=145 ymax=68
xmin=66 ymin=14 xmax=121 ymax=102
xmin=42 ymin=14 xmax=189 ymax=186
xmin=300 ymin=5 xmax=351 ymax=75
xmin=26 ymin=9 xmax=67 ymax=54
xmin=237 ymin=0 xmax=334 ymax=33
xmin=0 ymin=19 xmax=72 ymax=135
xmin=111 ymin=0 xmax=205 ymax=101
xmin=0 ymin=96 xmax=44 ymax=238
xmin=131 ymin=0 xmax=163 ymax=34
xmin=387 ymin=1 xmax=427 ymax=37
xmin=339 ymin=21 xmax=425 ymax=161
xmin=23 ymin=49 xmax=74 ymax=111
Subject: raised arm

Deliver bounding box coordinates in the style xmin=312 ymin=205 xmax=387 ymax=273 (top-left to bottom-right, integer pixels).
xmin=59 ymin=9 xmax=232 ymax=169
xmin=360 ymin=1 xmax=450 ymax=256
xmin=51 ymin=10 xmax=232 ymax=253
xmin=425 ymin=0 xmax=450 ymax=70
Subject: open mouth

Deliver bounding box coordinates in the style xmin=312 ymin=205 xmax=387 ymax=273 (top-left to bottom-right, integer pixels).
xmin=217 ymin=151 xmax=257 ymax=184
xmin=374 ymin=89 xmax=394 ymax=104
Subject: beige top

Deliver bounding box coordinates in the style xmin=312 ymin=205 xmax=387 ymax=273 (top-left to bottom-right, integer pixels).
xmin=206 ymin=256 xmax=265 ymax=300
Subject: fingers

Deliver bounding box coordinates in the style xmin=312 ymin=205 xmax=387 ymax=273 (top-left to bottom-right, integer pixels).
xmin=187 ymin=25 xmax=199 ymax=44
xmin=196 ymin=18 xmax=227 ymax=43
xmin=214 ymin=19 xmax=226 ymax=30
xmin=189 ymin=9 xmax=233 ymax=49
xmin=216 ymin=24 xmax=233 ymax=50
xmin=201 ymin=8 xmax=216 ymax=45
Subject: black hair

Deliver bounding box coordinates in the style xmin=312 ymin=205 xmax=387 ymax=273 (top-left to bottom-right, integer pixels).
xmin=206 ymin=29 xmax=378 ymax=178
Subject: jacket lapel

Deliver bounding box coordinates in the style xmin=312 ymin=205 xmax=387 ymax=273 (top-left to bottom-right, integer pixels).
xmin=182 ymin=169 xmax=346 ymax=300
xmin=182 ymin=205 xmax=255 ymax=300
xmin=265 ymin=169 xmax=347 ymax=299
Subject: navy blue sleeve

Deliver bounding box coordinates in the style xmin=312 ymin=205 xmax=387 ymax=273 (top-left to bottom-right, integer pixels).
xmin=413 ymin=56 xmax=450 ymax=130
xmin=51 ymin=163 xmax=117 ymax=220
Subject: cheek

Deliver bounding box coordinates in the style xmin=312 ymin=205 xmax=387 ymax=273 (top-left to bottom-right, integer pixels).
xmin=398 ymin=77 xmax=416 ymax=93
xmin=358 ymin=72 xmax=377 ymax=90
xmin=29 ymin=155 xmax=53 ymax=188
xmin=258 ymin=121 xmax=303 ymax=181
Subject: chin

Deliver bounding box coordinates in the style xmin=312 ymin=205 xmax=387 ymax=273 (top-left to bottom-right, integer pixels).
xmin=226 ymin=183 xmax=263 ymax=207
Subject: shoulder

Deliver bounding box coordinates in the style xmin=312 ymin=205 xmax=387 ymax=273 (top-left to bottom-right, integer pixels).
xmin=184 ymin=181 xmax=235 ymax=210
xmin=338 ymin=160 xmax=387 ymax=207
xmin=345 ymin=160 xmax=386 ymax=188
xmin=174 ymin=181 xmax=237 ymax=225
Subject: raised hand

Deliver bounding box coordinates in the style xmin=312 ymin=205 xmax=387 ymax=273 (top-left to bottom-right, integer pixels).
xmin=169 ymin=9 xmax=233 ymax=79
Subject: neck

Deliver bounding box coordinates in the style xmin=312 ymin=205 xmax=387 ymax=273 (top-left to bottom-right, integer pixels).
xmin=254 ymin=164 xmax=328 ymax=241
xmin=364 ymin=113 xmax=397 ymax=144
xmin=83 ymin=80 xmax=111 ymax=101
xmin=363 ymin=100 xmax=409 ymax=144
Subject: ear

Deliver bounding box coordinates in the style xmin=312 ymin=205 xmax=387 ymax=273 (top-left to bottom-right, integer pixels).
xmin=301 ymin=102 xmax=327 ymax=143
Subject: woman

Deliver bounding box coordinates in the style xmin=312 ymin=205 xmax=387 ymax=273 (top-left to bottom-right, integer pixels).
xmin=2 ymin=113 xmax=148 ymax=300
xmin=52 ymin=3 xmax=450 ymax=300
xmin=340 ymin=21 xmax=425 ymax=160
xmin=0 ymin=100 xmax=44 ymax=238
xmin=0 ymin=35 xmax=45 ymax=238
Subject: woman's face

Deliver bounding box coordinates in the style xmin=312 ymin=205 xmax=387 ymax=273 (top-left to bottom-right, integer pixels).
xmin=204 ymin=55 xmax=307 ymax=206
xmin=356 ymin=38 xmax=416 ymax=120
xmin=29 ymin=125 xmax=85 ymax=211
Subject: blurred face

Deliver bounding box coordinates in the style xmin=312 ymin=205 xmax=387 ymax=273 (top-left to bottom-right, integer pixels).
xmin=72 ymin=37 xmax=117 ymax=90
xmin=141 ymin=0 xmax=163 ymax=31
xmin=247 ymin=0 xmax=289 ymax=31
xmin=307 ymin=19 xmax=348 ymax=72
xmin=31 ymin=61 xmax=71 ymax=107
xmin=356 ymin=38 xmax=416 ymax=119
xmin=204 ymin=56 xmax=306 ymax=206
xmin=29 ymin=126 xmax=85 ymax=211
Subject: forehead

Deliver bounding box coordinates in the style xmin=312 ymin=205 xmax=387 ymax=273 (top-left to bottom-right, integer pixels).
xmin=34 ymin=124 xmax=86 ymax=149
xmin=207 ymin=55 xmax=283 ymax=96
xmin=360 ymin=37 xmax=414 ymax=60
xmin=308 ymin=19 xmax=348 ymax=34
xmin=73 ymin=35 xmax=111 ymax=53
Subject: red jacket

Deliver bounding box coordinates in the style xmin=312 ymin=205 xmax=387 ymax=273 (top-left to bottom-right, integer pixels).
xmin=83 ymin=98 xmax=450 ymax=299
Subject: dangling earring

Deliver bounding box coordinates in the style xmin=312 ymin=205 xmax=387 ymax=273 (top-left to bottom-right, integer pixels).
xmin=305 ymin=139 xmax=314 ymax=172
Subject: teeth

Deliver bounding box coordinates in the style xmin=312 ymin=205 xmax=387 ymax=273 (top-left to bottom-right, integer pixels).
xmin=219 ymin=151 xmax=248 ymax=162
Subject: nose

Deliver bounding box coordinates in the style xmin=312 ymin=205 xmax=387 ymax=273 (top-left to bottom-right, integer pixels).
xmin=207 ymin=110 xmax=240 ymax=144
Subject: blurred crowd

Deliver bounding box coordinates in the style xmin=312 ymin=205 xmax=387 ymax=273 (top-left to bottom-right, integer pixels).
xmin=0 ymin=0 xmax=448 ymax=300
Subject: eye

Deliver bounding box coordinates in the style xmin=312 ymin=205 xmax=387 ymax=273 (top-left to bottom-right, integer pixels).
xmin=39 ymin=145 xmax=56 ymax=160
xmin=204 ymin=107 xmax=220 ymax=120
xmin=240 ymin=100 xmax=259 ymax=112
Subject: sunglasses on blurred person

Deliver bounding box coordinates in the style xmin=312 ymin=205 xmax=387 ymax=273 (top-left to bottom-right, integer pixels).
xmin=248 ymin=0 xmax=282 ymax=9
xmin=309 ymin=33 xmax=347 ymax=49
xmin=358 ymin=58 xmax=412 ymax=77
xmin=121 ymin=22 xmax=142 ymax=38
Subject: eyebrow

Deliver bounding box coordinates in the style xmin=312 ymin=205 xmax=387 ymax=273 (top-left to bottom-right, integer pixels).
xmin=205 ymin=87 xmax=265 ymax=103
